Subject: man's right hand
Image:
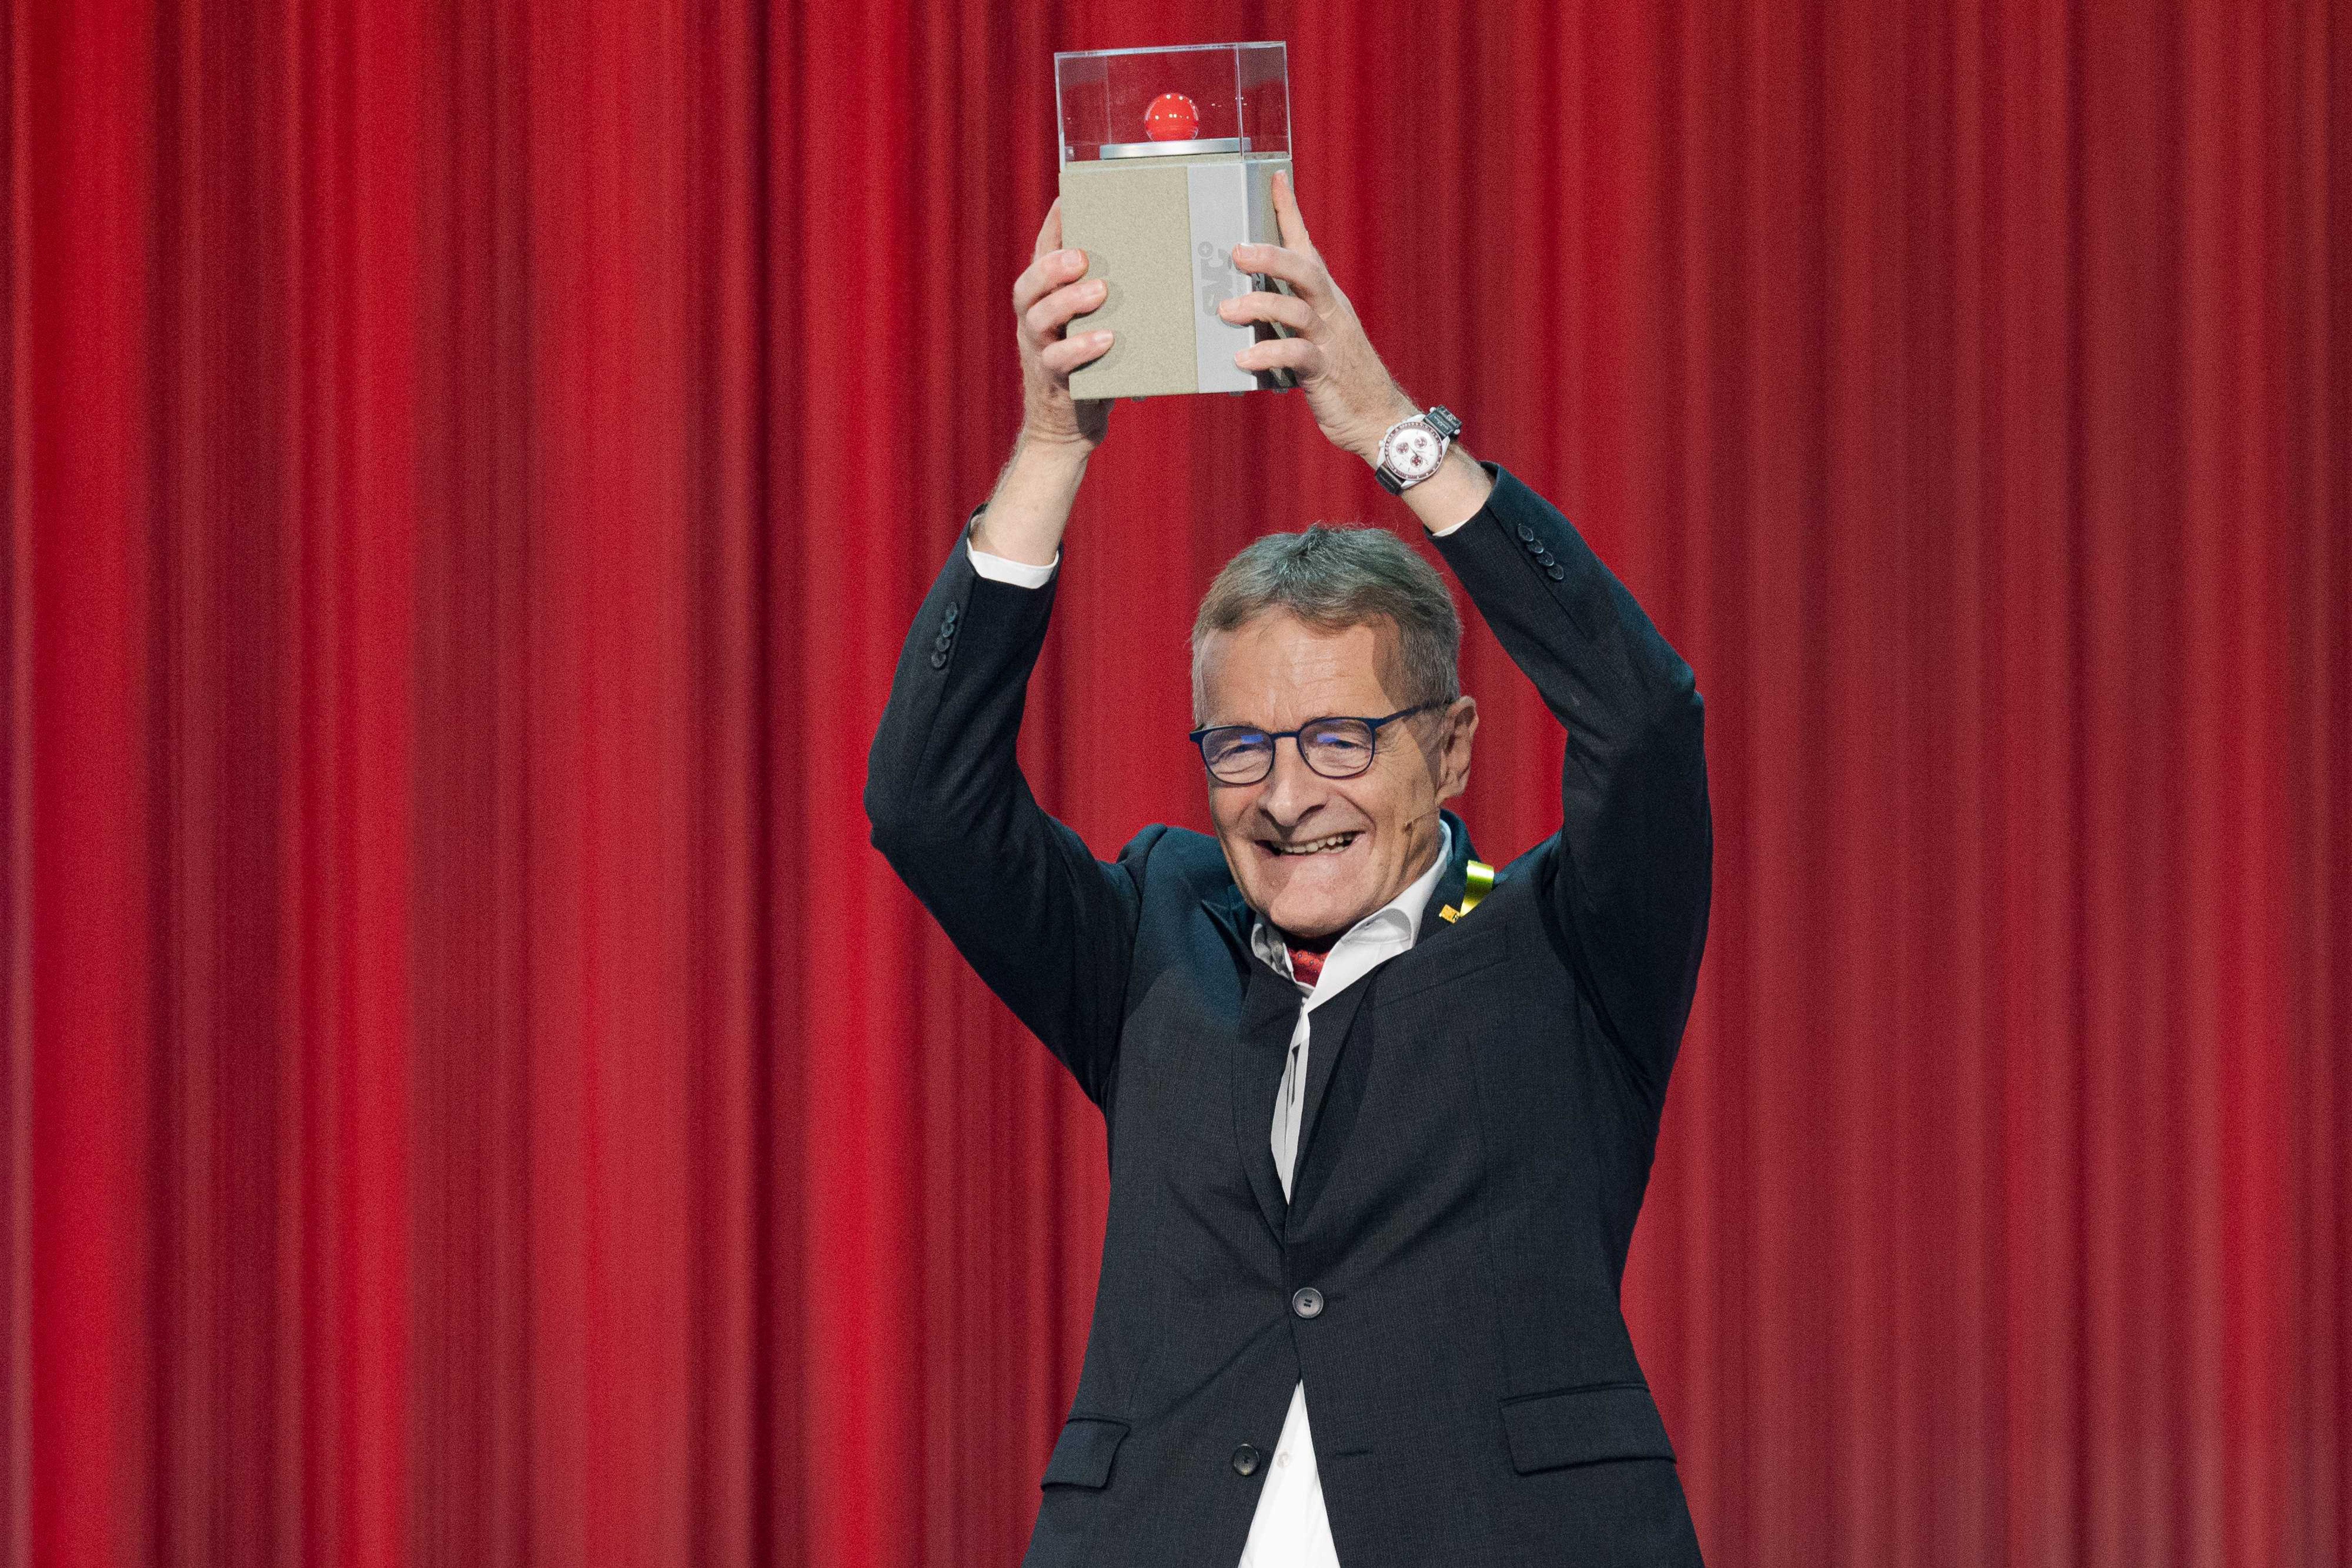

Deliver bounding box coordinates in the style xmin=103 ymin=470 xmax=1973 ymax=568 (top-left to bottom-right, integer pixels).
xmin=972 ymin=202 xmax=1113 ymax=567
xmin=1014 ymin=200 xmax=1115 ymax=451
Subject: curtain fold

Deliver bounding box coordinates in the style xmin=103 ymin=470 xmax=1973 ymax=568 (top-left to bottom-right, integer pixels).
xmin=3 ymin=3 xmax=2344 ymax=1565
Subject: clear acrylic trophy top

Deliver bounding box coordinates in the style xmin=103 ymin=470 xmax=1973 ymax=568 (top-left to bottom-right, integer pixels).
xmin=1054 ymin=42 xmax=1290 ymax=167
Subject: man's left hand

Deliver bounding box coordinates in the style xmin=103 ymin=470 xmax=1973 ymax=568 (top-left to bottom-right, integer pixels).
xmin=1220 ymin=170 xmax=1419 ymax=465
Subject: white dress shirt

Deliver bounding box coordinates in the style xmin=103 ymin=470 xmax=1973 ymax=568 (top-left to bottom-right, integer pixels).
xmin=965 ymin=519 xmax=1467 ymax=1567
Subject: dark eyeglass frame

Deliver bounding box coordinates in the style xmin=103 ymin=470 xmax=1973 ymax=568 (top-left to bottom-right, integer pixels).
xmin=1187 ymin=701 xmax=1445 ymax=785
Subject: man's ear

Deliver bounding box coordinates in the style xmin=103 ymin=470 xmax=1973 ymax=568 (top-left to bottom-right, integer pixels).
xmin=1433 ymin=695 xmax=1478 ymax=805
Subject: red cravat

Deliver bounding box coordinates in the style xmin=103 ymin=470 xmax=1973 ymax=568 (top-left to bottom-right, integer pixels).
xmin=1286 ymin=944 xmax=1328 ymax=989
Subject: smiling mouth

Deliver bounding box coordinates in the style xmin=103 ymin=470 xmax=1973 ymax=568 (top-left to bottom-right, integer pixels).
xmin=1260 ymin=831 xmax=1361 ymax=857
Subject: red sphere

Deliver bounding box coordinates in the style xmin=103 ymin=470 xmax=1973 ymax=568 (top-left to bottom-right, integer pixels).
xmin=1144 ymin=92 xmax=1201 ymax=143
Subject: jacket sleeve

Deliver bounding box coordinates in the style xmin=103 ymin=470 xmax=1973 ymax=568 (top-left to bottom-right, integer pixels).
xmin=864 ymin=520 xmax=1147 ymax=1107
xmin=1430 ymin=464 xmax=1712 ymax=1097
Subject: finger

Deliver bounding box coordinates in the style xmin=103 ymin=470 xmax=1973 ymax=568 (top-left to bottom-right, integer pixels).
xmin=1228 ymin=242 xmax=1332 ymax=309
xmin=1234 ymin=335 xmax=1326 ymax=378
xmin=1216 ymin=289 xmax=1316 ymax=335
xmin=1040 ymin=329 xmax=1116 ymax=374
xmin=1032 ymin=198 xmax=1063 ymax=261
xmin=1013 ymin=247 xmax=1093 ymax=317
xmin=1272 ymin=168 xmax=1313 ymax=251
xmin=1024 ymin=276 xmax=1109 ymax=341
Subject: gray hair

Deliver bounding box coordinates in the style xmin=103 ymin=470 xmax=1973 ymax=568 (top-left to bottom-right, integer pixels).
xmin=1190 ymin=524 xmax=1462 ymax=721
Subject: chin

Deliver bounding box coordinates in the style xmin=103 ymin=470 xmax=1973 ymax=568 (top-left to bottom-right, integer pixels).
xmin=1256 ymin=873 xmax=1380 ymax=942
xmin=1264 ymin=899 xmax=1349 ymax=942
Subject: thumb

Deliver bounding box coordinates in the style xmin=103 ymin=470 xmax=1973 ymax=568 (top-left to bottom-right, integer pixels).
xmin=1033 ymin=198 xmax=1064 ymax=261
xmin=1272 ymin=169 xmax=1313 ymax=252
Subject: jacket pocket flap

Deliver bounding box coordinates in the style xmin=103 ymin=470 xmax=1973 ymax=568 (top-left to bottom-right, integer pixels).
xmin=1040 ymin=1417 xmax=1129 ymax=1489
xmin=1501 ymin=1383 xmax=1675 ymax=1474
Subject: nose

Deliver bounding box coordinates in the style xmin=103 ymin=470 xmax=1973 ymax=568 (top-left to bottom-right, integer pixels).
xmin=1255 ymin=733 xmax=1334 ymax=827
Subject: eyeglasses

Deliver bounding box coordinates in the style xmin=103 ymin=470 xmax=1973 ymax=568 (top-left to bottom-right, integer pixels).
xmin=1187 ymin=702 xmax=1443 ymax=786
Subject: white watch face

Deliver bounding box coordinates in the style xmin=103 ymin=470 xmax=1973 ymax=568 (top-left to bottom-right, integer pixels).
xmin=1386 ymin=423 xmax=1443 ymax=478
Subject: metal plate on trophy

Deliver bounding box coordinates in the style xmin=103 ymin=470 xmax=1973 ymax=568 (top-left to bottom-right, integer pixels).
xmin=1055 ymin=42 xmax=1298 ymax=401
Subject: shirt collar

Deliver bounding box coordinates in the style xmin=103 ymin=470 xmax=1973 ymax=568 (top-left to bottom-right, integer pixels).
xmin=1249 ymin=819 xmax=1453 ymax=983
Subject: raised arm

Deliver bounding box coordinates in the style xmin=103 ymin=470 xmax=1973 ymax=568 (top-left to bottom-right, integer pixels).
xmin=1430 ymin=472 xmax=1711 ymax=1094
xmin=1218 ymin=172 xmax=1710 ymax=1095
xmin=863 ymin=203 xmax=1146 ymax=1104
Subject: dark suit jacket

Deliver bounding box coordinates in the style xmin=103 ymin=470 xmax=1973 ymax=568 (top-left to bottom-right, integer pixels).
xmin=866 ymin=464 xmax=1711 ymax=1567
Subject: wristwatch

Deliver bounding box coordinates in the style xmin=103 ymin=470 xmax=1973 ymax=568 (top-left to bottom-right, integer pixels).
xmin=1374 ymin=406 xmax=1462 ymax=495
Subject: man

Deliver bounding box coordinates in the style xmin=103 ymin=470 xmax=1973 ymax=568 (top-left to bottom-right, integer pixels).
xmin=866 ymin=172 xmax=1711 ymax=1566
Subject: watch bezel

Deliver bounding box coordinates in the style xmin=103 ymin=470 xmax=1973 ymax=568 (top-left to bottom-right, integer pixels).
xmin=1379 ymin=417 xmax=1443 ymax=477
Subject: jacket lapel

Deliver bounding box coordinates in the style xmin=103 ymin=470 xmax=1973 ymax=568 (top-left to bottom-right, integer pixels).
xmin=1295 ymin=812 xmax=1479 ymax=1220
xmin=1289 ymin=972 xmax=1371 ymax=1216
xmin=1230 ymin=950 xmax=1297 ymax=1238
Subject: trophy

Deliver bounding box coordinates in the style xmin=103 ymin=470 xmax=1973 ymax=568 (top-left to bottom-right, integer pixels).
xmin=1054 ymin=42 xmax=1297 ymax=401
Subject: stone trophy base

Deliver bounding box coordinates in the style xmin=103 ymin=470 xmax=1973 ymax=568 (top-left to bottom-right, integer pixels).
xmin=1062 ymin=150 xmax=1297 ymax=401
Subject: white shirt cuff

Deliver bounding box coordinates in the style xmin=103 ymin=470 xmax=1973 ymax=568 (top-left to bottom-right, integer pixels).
xmin=1427 ymin=511 xmax=1474 ymax=538
xmin=965 ymin=537 xmax=1058 ymax=588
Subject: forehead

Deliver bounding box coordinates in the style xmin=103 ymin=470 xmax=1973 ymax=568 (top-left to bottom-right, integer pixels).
xmin=1196 ymin=611 xmax=1403 ymax=725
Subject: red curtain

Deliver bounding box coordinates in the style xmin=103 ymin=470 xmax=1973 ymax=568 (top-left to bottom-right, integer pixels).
xmin=5 ymin=2 xmax=2346 ymax=1565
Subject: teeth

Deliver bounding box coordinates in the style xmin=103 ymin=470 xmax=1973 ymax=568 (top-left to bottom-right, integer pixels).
xmin=1274 ymin=833 xmax=1358 ymax=856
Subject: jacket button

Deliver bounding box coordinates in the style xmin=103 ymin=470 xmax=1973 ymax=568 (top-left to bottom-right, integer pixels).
xmin=1546 ymin=562 xmax=1566 ymax=581
xmin=928 ymin=649 xmax=948 ymax=669
xmin=944 ymin=603 xmax=960 ymax=623
xmin=1523 ymin=537 xmax=1544 ymax=555
xmin=935 ymin=630 xmax=953 ymax=649
xmin=1515 ymin=523 xmax=1535 ymax=542
xmin=1232 ymin=1443 xmax=1261 ymax=1476
xmin=1291 ymin=1286 xmax=1323 ymax=1319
